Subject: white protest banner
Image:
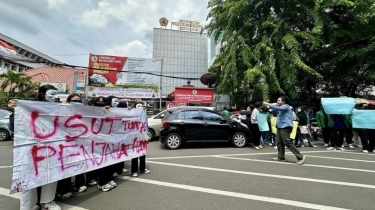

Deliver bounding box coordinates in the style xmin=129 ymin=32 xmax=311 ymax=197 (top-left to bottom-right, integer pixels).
xmin=352 ymin=109 xmax=375 ymax=129
xmin=11 ymin=100 xmax=147 ymax=193
xmin=321 ymin=97 xmax=355 ymax=114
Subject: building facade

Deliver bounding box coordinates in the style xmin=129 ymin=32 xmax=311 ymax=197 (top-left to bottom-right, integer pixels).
xmin=0 ymin=33 xmax=62 ymax=73
xmin=209 ymin=31 xmax=223 ymax=67
xmin=153 ymin=28 xmax=208 ymax=97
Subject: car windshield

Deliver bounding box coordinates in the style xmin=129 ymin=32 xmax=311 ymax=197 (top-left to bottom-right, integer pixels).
xmin=0 ymin=109 xmax=11 ymax=119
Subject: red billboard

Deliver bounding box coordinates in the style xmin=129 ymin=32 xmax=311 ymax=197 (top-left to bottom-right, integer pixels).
xmin=174 ymin=87 xmax=214 ymax=103
xmin=88 ymin=54 xmax=127 ymax=86
xmin=166 ymin=101 xmax=188 ymax=109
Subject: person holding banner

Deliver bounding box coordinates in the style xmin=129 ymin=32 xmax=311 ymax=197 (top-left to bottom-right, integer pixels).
xmin=20 ymin=84 xmax=61 ymax=210
xmin=316 ymin=106 xmax=334 ymax=147
xmin=131 ymin=100 xmax=151 ymax=177
xmin=327 ymin=115 xmax=347 ymax=151
xmin=263 ymin=96 xmax=306 ymax=165
xmin=57 ymin=94 xmax=88 ymax=200
xmin=92 ymin=96 xmax=118 ymax=192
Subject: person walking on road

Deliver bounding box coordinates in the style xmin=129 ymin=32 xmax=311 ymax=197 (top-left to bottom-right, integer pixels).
xmin=221 ymin=106 xmax=231 ymax=118
xmin=263 ymin=96 xmax=306 ymax=165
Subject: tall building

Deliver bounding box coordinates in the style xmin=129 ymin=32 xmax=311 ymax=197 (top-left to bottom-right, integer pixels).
xmin=209 ymin=31 xmax=223 ymax=67
xmin=153 ymin=28 xmax=208 ymax=97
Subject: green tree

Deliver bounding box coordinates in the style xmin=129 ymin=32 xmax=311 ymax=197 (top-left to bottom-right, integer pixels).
xmin=0 ymin=70 xmax=39 ymax=97
xmin=310 ymin=0 xmax=375 ymax=97
xmin=206 ymin=0 xmax=329 ymax=101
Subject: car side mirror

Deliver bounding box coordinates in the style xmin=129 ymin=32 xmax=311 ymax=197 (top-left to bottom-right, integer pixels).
xmin=160 ymin=113 xmax=165 ymax=119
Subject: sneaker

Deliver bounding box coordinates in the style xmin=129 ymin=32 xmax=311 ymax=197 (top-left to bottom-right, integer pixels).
xmin=78 ymin=186 xmax=87 ymax=193
xmin=41 ymin=201 xmax=61 ymax=210
xmin=326 ymin=147 xmax=336 ymax=150
xmin=272 ymin=157 xmax=286 ymax=161
xmin=122 ymin=168 xmax=128 ymax=173
xmin=259 ymin=145 xmax=264 ymax=149
xmin=255 ymin=146 xmax=260 ymax=150
xmin=98 ymin=183 xmax=112 ymax=192
xmin=296 ymin=155 xmax=306 ymax=165
xmin=140 ymin=169 xmax=150 ymax=174
xmin=274 ymin=146 xmax=277 ymax=149
xmin=323 ymin=143 xmax=329 ymax=147
xmin=338 ymin=147 xmax=346 ymax=151
xmin=88 ymin=179 xmax=97 ymax=186
xmin=349 ymin=144 xmax=354 ymax=149
xmin=310 ymin=145 xmax=317 ymax=148
xmin=109 ymin=180 xmax=117 ymax=188
xmin=342 ymin=145 xmax=345 ymax=148
xmin=268 ymin=143 xmax=273 ymax=146
xmin=61 ymin=192 xmax=73 ymax=199
xmin=131 ymin=173 xmax=139 ymax=177
xmin=113 ymin=172 xmax=118 ymax=177
xmin=363 ymin=150 xmax=369 ymax=153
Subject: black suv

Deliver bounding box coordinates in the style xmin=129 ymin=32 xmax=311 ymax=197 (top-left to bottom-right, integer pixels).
xmin=160 ymin=107 xmax=250 ymax=149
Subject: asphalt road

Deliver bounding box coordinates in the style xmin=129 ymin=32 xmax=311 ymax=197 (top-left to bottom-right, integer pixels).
xmin=0 ymin=139 xmax=374 ymax=210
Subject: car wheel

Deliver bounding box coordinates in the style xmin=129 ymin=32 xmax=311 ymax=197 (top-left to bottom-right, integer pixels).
xmin=147 ymin=129 xmax=155 ymax=141
xmin=164 ymin=133 xmax=182 ymax=150
xmin=232 ymin=132 xmax=247 ymax=148
xmin=0 ymin=129 xmax=10 ymax=141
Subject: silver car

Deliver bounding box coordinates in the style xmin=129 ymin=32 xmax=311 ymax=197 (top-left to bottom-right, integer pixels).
xmin=147 ymin=106 xmax=216 ymax=140
xmin=0 ymin=109 xmax=12 ymax=141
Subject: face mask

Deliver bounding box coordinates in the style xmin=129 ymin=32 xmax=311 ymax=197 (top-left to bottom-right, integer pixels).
xmin=111 ymin=98 xmax=119 ymax=107
xmin=45 ymin=89 xmax=58 ymax=102
xmin=297 ymin=108 xmax=301 ymax=112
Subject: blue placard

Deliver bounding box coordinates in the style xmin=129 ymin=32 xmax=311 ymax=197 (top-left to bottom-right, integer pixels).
xmin=321 ymin=98 xmax=355 ymax=114
xmin=352 ymin=109 xmax=375 ymax=129
xmin=257 ymin=113 xmax=269 ymax=131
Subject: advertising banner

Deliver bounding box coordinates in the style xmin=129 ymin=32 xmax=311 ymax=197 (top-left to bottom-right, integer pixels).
xmin=174 ymin=87 xmax=214 ymax=103
xmin=88 ymin=54 xmax=161 ymax=88
xmin=11 ymin=101 xmax=147 ymax=193
xmin=87 ymin=86 xmax=158 ymax=98
xmin=75 ymin=73 xmax=86 ymax=94
xmin=166 ymin=101 xmax=188 ymax=109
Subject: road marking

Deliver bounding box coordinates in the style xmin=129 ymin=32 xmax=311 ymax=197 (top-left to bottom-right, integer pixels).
xmin=217 ymin=156 xmax=375 ymax=173
xmin=147 ymin=160 xmax=375 ymax=190
xmin=286 ymin=154 xmax=375 ymax=163
xmin=148 ymin=150 xmax=333 ymax=160
xmin=0 ymin=166 xmax=12 ymax=169
xmin=118 ymin=176 xmax=348 ymax=210
xmin=0 ymin=187 xmax=89 ymax=210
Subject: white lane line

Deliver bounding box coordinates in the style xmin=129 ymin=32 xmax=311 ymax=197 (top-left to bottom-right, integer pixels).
xmin=148 ymin=150 xmax=333 ymax=160
xmin=0 ymin=187 xmax=90 ymax=210
xmin=0 ymin=166 xmax=12 ymax=169
xmin=118 ymin=176 xmax=348 ymax=210
xmin=217 ymin=156 xmax=375 ymax=173
xmin=286 ymin=154 xmax=375 ymax=163
xmin=147 ymin=160 xmax=375 ymax=190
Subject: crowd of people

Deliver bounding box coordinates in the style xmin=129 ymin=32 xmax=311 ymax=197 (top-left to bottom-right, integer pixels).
xmin=9 ymin=85 xmax=151 ymax=210
xmin=227 ymin=96 xmax=374 ymax=155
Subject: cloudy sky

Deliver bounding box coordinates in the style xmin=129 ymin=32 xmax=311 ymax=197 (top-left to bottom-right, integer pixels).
xmin=0 ymin=0 xmax=210 ymax=66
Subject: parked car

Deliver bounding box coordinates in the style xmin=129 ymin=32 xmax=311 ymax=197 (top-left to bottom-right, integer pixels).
xmin=0 ymin=109 xmax=12 ymax=141
xmin=160 ymin=107 xmax=250 ymax=149
xmin=147 ymin=106 xmax=216 ymax=141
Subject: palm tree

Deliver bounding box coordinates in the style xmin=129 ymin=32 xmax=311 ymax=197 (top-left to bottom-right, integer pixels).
xmin=0 ymin=70 xmax=39 ymax=97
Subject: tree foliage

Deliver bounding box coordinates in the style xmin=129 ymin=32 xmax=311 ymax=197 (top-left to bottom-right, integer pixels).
xmin=0 ymin=70 xmax=40 ymax=96
xmin=206 ymin=0 xmax=375 ymax=101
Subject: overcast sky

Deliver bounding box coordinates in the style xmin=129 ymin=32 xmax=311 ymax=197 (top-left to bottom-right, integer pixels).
xmin=0 ymin=0 xmax=210 ymax=66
